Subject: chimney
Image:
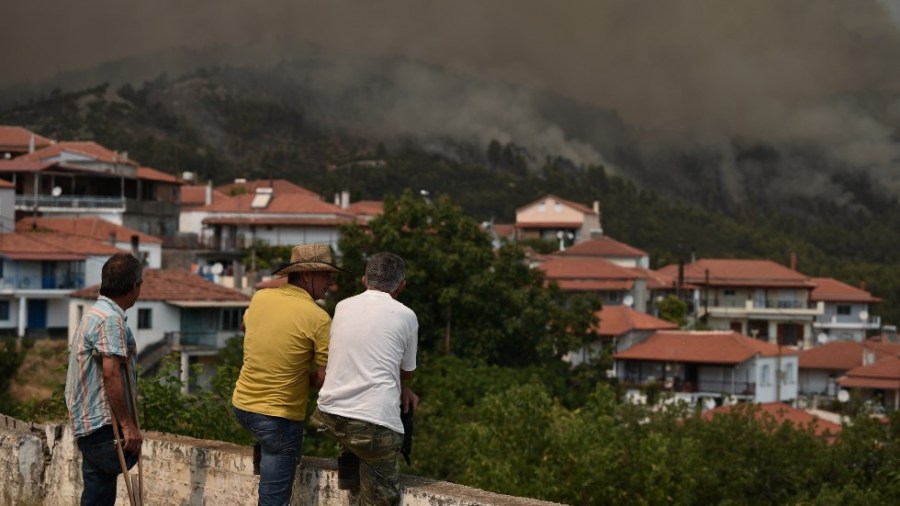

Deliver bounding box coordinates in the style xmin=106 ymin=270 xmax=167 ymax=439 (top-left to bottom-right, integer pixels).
xmin=108 ymin=232 xmax=116 ymax=246
xmin=341 ymin=190 xmax=350 ymax=210
xmin=206 ymin=181 xmax=212 ymax=205
xmin=131 ymin=235 xmax=140 ymax=258
xmin=790 ymin=252 xmax=797 ymax=271
xmin=334 ymin=192 xmax=341 ymax=206
xmin=859 ymin=280 xmax=866 ymax=291
xmin=28 ymin=134 xmax=35 ymax=154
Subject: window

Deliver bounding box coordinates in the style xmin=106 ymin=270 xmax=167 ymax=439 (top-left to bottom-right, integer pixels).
xmin=554 ymin=201 xmax=562 ymax=212
xmin=784 ymin=363 xmax=795 ymax=384
xmin=538 ymin=201 xmax=546 ymax=213
xmin=137 ymin=308 xmax=152 ymax=329
xmin=222 ymin=307 xmax=245 ymax=331
xmin=0 ymin=258 xmax=4 ymax=278
xmin=836 ymin=305 xmax=852 ymax=316
xmin=761 ymin=365 xmax=771 ymax=386
xmin=0 ymin=300 xmax=9 ymax=320
xmin=723 ymin=289 xmax=736 ymax=296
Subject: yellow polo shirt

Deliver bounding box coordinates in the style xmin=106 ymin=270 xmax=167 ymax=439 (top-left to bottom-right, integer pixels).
xmin=232 ymin=284 xmax=330 ymax=421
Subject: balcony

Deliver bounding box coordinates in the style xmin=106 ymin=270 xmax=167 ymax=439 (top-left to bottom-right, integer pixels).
xmin=165 ymin=331 xmax=220 ymax=350
xmin=814 ymin=314 xmax=882 ymax=330
xmin=16 ymin=195 xmax=126 ymax=210
xmin=0 ymin=274 xmax=85 ymax=291
xmin=701 ymin=299 xmax=824 ymax=318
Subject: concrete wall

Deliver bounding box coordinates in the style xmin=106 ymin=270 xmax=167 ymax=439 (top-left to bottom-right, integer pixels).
xmin=0 ymin=414 xmax=562 ymax=506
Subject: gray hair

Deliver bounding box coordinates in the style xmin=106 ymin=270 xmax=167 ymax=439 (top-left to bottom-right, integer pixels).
xmin=365 ymin=252 xmax=406 ymax=292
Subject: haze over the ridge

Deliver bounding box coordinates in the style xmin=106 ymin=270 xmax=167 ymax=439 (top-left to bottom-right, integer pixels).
xmin=5 ymin=0 xmax=900 ymax=200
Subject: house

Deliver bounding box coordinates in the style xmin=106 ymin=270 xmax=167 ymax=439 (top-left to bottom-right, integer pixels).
xmin=0 ymin=141 xmax=182 ymax=236
xmin=178 ymin=182 xmax=229 ymax=238
xmin=655 ymin=258 xmax=822 ymax=348
xmin=556 ymin=235 xmax=649 ymax=268
xmin=810 ymin=277 xmax=882 ymax=342
xmin=68 ymin=269 xmax=250 ymax=392
xmin=16 ymin=217 xmax=163 ymax=268
xmin=565 ymin=304 xmax=678 ymax=367
xmin=191 ymin=183 xmax=355 ymax=253
xmin=536 ymin=253 xmax=677 ymax=317
xmin=703 ymin=402 xmax=842 ymax=441
xmin=514 ymin=195 xmax=601 ymax=247
xmin=837 ymin=355 xmax=900 ymax=412
xmin=797 ymin=340 xmax=900 ymax=400
xmin=613 ymin=330 xmax=800 ymax=404
xmin=0 ymin=231 xmax=123 ymax=337
xmin=0 ymin=126 xmax=53 ymax=159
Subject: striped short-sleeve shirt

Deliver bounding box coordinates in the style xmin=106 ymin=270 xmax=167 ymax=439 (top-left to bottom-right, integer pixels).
xmin=64 ymin=296 xmax=137 ymax=438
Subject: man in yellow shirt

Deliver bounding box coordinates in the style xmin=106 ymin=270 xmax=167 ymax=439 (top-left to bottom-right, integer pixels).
xmin=232 ymin=243 xmax=346 ymax=506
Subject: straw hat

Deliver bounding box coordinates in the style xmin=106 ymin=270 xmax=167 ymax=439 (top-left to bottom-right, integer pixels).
xmin=272 ymin=243 xmax=348 ymax=277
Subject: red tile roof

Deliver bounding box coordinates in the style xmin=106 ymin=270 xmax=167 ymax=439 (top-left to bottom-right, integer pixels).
xmin=517 ymin=221 xmax=586 ymax=229
xmin=16 ymin=217 xmax=162 ymax=244
xmin=558 ymin=236 xmax=647 ymax=258
xmin=554 ymin=279 xmax=634 ymax=291
xmin=0 ymin=159 xmax=55 ymax=173
xmin=656 ymin=259 xmax=815 ymax=288
xmin=216 ymin=179 xmax=320 ymax=198
xmin=614 ymin=330 xmax=798 ymax=364
xmin=346 ymin=200 xmax=383 ymax=217
xmin=0 ymin=126 xmax=53 ymax=151
xmin=18 ymin=141 xmax=138 ymax=166
xmin=137 ymin=166 xmax=181 ymax=184
xmin=0 ymin=179 xmax=14 ymax=188
xmin=594 ymin=305 xmax=678 ymax=337
xmin=202 ymin=216 xmax=353 ymax=227
xmin=539 ymin=256 xmax=642 ymax=281
xmin=0 ymin=231 xmax=123 ymax=260
xmin=516 ymin=194 xmax=596 ymax=216
xmin=197 ymin=192 xmax=347 ymax=215
xmin=810 ymin=277 xmax=881 ymax=303
xmin=799 ymin=341 xmax=874 ymax=371
xmin=838 ymin=356 xmax=900 ymax=390
xmin=70 ymin=269 xmax=250 ymax=303
xmin=704 ymin=403 xmax=841 ymax=438
xmin=181 ymin=185 xmax=229 ymax=206
xmin=491 ymin=224 xmax=516 ymax=238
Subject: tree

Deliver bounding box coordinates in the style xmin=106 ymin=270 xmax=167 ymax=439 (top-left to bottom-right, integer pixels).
xmin=335 ymin=190 xmax=600 ymax=367
xmin=658 ymin=294 xmax=688 ymax=328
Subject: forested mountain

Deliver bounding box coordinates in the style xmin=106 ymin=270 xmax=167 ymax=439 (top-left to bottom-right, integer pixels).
xmin=2 ymin=60 xmax=899 ymax=325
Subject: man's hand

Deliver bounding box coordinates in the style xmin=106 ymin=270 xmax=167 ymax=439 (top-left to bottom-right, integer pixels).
xmin=401 ymin=385 xmax=419 ymax=413
xmin=120 ymin=423 xmax=143 ymax=454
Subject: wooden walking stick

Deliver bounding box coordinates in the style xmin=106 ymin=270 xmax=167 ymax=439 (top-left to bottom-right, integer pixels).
xmin=110 ymin=409 xmax=138 ymax=506
xmin=124 ymin=359 xmax=144 ymax=506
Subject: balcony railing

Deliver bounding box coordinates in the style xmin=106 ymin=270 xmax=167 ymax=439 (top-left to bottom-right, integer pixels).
xmin=622 ymin=376 xmax=757 ymax=396
xmin=166 ymin=331 xmax=219 ymax=350
xmin=701 ymin=299 xmax=823 ymax=315
xmin=16 ymin=195 xmax=126 ymax=209
xmin=0 ymin=275 xmax=85 ymax=290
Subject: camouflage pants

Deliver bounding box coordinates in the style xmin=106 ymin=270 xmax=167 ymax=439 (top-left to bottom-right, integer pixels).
xmin=310 ymin=408 xmax=403 ymax=506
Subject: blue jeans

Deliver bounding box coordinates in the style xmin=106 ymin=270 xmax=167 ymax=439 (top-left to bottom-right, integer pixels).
xmin=233 ymin=407 xmax=305 ymax=506
xmin=76 ymin=424 xmax=138 ymax=506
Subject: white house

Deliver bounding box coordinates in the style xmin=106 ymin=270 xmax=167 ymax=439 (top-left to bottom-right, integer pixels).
xmin=613 ymin=330 xmax=800 ymax=405
xmin=68 ymin=269 xmax=250 ymax=392
xmin=514 ymin=195 xmax=601 ymax=247
xmin=810 ymin=277 xmax=882 ymax=343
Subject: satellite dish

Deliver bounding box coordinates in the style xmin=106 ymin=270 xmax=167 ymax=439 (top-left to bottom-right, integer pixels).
xmin=623 ymin=295 xmax=635 ymax=308
xmin=556 ymin=230 xmax=564 ymax=240
xmin=702 ymin=398 xmax=716 ymax=411
xmin=210 ymin=263 xmax=224 ymax=275
xmin=51 ymin=186 xmax=62 ymax=197
xmin=837 ymin=390 xmax=850 ymax=403
xmin=817 ymin=333 xmax=829 ymax=344
xmin=858 ymin=310 xmax=869 ymax=321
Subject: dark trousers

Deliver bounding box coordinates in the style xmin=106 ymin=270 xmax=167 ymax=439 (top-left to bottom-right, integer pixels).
xmin=76 ymin=424 xmax=137 ymax=506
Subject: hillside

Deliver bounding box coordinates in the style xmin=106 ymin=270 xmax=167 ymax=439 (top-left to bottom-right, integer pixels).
xmin=1 ymin=63 xmax=900 ymax=326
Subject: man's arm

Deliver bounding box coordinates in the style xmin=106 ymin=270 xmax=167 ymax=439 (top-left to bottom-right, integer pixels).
xmin=310 ymin=365 xmax=326 ymax=389
xmin=400 ymin=369 xmax=419 ymax=413
xmin=102 ymin=354 xmax=142 ymax=453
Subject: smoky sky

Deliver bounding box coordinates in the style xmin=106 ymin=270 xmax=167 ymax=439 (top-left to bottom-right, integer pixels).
xmin=5 ymin=0 xmax=900 ymax=197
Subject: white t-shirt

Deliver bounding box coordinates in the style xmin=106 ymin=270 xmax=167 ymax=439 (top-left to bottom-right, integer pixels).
xmin=317 ymin=289 xmax=418 ymax=434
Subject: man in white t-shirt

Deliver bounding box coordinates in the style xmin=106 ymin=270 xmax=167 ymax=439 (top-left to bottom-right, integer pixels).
xmin=311 ymin=252 xmax=419 ymax=506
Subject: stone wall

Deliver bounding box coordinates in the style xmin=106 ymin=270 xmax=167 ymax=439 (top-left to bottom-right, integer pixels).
xmin=0 ymin=414 xmax=563 ymax=505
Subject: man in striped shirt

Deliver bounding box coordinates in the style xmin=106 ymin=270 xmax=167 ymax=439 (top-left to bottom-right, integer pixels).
xmin=65 ymin=252 xmax=144 ymax=506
